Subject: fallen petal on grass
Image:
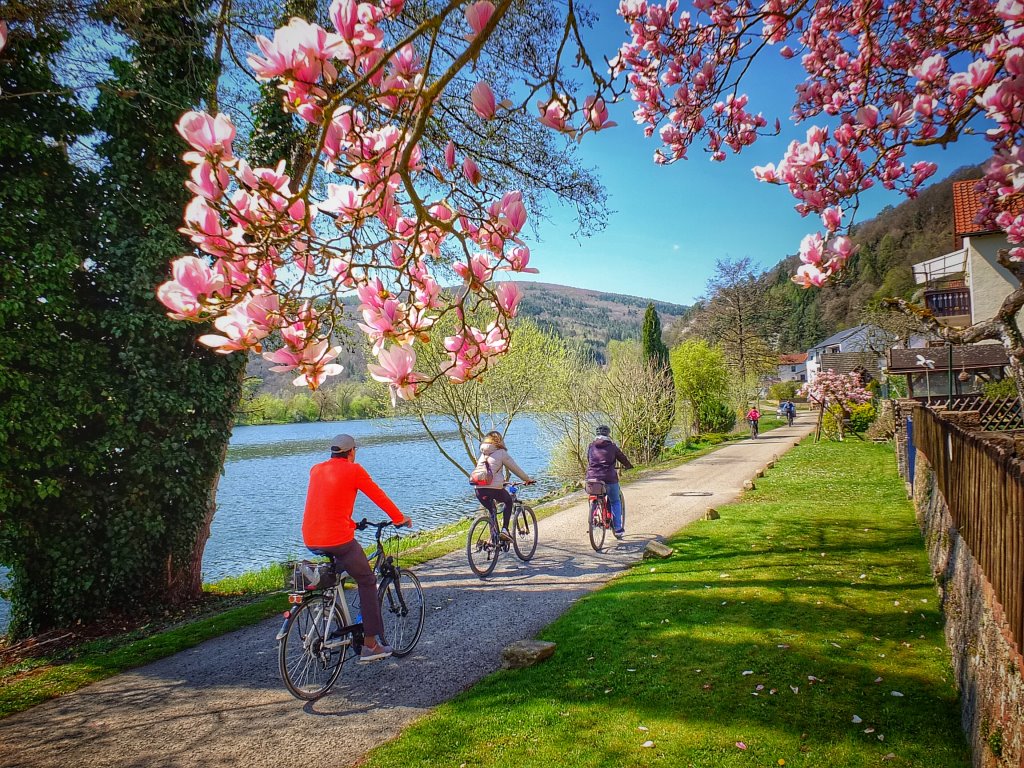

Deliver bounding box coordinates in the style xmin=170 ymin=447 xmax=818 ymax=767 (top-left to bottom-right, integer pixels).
xmin=641 ymin=740 xmax=655 ymax=748
xmin=736 ymin=742 xmax=748 ymax=750
xmin=852 ymin=715 xmax=862 ymax=724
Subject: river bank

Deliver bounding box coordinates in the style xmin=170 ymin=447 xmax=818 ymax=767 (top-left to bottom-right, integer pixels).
xmin=0 ymin=422 xmax=814 ymax=765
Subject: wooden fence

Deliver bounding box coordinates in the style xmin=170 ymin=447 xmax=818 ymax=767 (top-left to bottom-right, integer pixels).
xmin=913 ymin=405 xmax=1024 ymax=656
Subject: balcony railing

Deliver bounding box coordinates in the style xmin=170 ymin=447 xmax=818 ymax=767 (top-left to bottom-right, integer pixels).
xmin=924 ymin=287 xmax=971 ymax=318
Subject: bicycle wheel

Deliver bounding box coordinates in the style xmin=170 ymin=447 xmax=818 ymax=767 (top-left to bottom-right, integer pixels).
xmin=618 ymin=491 xmax=626 ymax=530
xmin=467 ymin=514 xmax=499 ymax=577
xmin=512 ymin=504 xmax=538 ymax=561
xmin=588 ymin=498 xmax=607 ymax=552
xmin=378 ymin=568 xmax=425 ymax=657
xmin=278 ymin=594 xmax=347 ymax=700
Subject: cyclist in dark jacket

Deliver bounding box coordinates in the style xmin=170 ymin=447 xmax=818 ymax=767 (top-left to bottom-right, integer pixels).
xmin=585 ymin=425 xmax=633 ymax=539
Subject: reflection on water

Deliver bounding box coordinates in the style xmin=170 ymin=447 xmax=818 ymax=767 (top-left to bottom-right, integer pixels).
xmin=0 ymin=417 xmax=556 ymax=634
xmin=205 ymin=416 xmax=554 ymax=582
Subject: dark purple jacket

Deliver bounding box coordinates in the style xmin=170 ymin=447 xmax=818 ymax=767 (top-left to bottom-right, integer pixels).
xmin=585 ymin=436 xmax=633 ymax=483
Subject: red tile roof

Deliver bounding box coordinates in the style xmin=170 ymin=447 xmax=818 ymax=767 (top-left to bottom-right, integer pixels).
xmin=952 ymin=179 xmax=994 ymax=248
xmin=779 ymin=353 xmax=808 ymax=364
xmin=951 ymin=179 xmax=1024 ymax=248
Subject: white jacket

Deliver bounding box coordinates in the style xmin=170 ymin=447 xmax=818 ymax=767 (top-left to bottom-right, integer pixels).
xmin=475 ymin=442 xmax=530 ymax=490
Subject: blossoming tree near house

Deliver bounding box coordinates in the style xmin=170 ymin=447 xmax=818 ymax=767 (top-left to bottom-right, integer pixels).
xmin=800 ymin=370 xmax=873 ymax=441
xmin=616 ymin=0 xmax=1024 ymax=400
xmin=156 ymin=0 xmax=622 ymax=402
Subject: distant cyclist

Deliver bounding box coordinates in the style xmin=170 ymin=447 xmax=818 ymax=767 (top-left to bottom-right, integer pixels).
xmin=746 ymin=405 xmax=761 ymax=438
xmin=470 ymin=431 xmax=535 ymax=541
xmin=586 ymin=425 xmax=633 ymax=540
xmin=302 ymin=434 xmax=412 ymax=662
xmin=785 ymin=400 xmax=796 ymax=427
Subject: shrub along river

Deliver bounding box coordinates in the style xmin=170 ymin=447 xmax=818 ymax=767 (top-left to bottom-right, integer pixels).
xmin=0 ymin=416 xmax=554 ymax=632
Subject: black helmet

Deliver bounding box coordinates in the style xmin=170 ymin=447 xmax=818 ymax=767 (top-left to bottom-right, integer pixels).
xmin=596 ymin=425 xmax=611 ymax=437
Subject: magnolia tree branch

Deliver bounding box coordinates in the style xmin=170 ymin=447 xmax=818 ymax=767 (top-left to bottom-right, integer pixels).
xmin=617 ymin=0 xmax=1024 ymax=289
xmin=144 ymin=0 xmax=619 ymax=401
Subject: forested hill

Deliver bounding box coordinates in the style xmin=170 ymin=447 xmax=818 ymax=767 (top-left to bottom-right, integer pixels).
xmin=246 ymin=282 xmax=689 ymax=395
xmin=515 ymin=281 xmax=688 ymax=361
xmin=762 ymin=164 xmax=983 ymax=351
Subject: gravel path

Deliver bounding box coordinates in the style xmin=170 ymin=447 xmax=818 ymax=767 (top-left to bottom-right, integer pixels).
xmin=0 ymin=423 xmax=812 ymax=768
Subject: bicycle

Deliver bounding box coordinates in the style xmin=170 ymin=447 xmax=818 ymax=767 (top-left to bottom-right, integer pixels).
xmin=748 ymin=418 xmax=760 ymax=438
xmin=586 ymin=479 xmax=626 ymax=551
xmin=277 ymin=519 xmax=425 ymax=701
xmin=466 ymin=482 xmax=538 ymax=578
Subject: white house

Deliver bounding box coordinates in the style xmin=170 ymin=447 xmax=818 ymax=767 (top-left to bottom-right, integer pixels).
xmin=805 ymin=325 xmax=883 ymax=384
xmin=911 ymin=179 xmax=1023 ymax=329
xmin=778 ymin=353 xmax=807 ymax=383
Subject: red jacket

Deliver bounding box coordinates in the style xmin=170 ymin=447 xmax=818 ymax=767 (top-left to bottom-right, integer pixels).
xmin=746 ymin=409 xmax=761 ymax=421
xmin=302 ymin=457 xmax=405 ymax=548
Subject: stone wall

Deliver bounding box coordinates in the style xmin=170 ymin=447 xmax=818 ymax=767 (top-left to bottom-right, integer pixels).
xmin=913 ymin=453 xmax=1024 ymax=768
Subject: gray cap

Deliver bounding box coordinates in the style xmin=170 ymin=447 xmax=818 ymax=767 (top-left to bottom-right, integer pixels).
xmin=330 ymin=434 xmax=356 ymax=453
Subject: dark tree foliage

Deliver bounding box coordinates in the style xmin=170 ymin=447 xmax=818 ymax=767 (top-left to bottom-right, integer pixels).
xmin=641 ymin=302 xmax=670 ymax=372
xmin=89 ymin=0 xmax=246 ymax=609
xmin=0 ymin=24 xmax=113 ymax=635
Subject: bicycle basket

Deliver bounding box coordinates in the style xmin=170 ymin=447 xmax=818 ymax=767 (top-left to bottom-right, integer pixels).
xmin=289 ymin=560 xmax=336 ymax=591
xmin=585 ymin=479 xmax=607 ymax=496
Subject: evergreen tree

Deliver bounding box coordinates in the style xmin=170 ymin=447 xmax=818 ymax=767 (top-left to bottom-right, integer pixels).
xmin=0 ymin=22 xmax=114 ymax=635
xmin=89 ymin=0 xmax=245 ymax=608
xmin=641 ymin=303 xmax=670 ymax=371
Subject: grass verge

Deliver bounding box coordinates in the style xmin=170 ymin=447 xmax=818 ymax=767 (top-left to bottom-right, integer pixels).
xmin=362 ymin=439 xmax=969 ymax=768
xmin=0 ymin=420 xmax=788 ymax=719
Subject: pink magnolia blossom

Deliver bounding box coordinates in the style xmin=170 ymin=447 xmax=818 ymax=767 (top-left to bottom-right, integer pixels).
xmin=792 ymin=263 xmax=829 ymax=288
xmin=368 ymin=345 xmax=425 ymax=402
xmin=157 ymin=255 xmax=226 ymax=320
xmin=583 ymin=96 xmax=617 ymax=132
xmin=537 ymin=96 xmax=573 ymax=133
xmin=176 ymin=111 xmax=236 ymax=164
xmin=198 ymin=295 xmax=277 ymax=354
xmin=495 ymin=282 xmax=522 ymax=315
xmin=505 ymin=245 xmax=539 ymax=273
xmin=444 ymin=140 xmax=457 ymax=169
xmin=471 ymin=81 xmax=497 ymax=119
xmin=0 ymin=21 xmax=8 ymax=53
xmin=453 ymin=253 xmax=494 ymax=287
xmin=465 ymin=1 xmax=495 ymax=39
xmin=463 ymin=156 xmax=482 ymax=185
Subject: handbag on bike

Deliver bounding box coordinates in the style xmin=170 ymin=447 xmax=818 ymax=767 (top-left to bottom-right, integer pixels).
xmin=585 ymin=479 xmax=607 ymax=496
xmin=469 ymin=455 xmax=494 ymax=486
xmin=289 ymin=560 xmax=336 ymax=591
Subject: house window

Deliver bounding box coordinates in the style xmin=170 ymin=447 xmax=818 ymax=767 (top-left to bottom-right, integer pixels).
xmin=791 ymin=366 xmax=796 ymax=372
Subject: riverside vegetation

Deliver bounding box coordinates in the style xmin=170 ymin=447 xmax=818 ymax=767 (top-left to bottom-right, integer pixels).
xmin=0 ymin=418 xmax=784 ymax=718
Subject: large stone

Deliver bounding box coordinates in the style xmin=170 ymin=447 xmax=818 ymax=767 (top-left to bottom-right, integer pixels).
xmin=644 ymin=540 xmax=674 ymax=559
xmin=502 ymin=639 xmax=556 ymax=669
xmin=703 ymin=508 xmax=721 ymax=520
xmin=756 ymin=468 xmax=766 ymax=478
xmin=743 ymin=480 xmax=756 ymax=491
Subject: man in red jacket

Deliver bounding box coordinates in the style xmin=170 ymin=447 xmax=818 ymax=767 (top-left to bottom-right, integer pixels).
xmin=303 ymin=434 xmax=412 ymax=662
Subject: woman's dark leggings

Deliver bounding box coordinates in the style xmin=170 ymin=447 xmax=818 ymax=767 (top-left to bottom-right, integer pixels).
xmin=475 ymin=487 xmax=514 ymax=529
xmin=310 ymin=539 xmax=383 ymax=638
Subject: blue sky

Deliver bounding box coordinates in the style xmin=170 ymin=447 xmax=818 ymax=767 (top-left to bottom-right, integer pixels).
xmin=520 ymin=6 xmax=991 ymax=307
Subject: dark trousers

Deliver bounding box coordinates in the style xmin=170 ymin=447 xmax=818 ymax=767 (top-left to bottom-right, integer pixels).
xmin=475 ymin=487 xmax=514 ymax=528
xmin=310 ymin=539 xmax=383 ymax=637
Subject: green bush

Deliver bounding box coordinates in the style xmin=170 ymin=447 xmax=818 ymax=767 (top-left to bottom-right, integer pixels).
xmin=981 ymin=377 xmax=1018 ymax=400
xmin=696 ymin=399 xmax=736 ymax=433
xmin=848 ymin=402 xmax=877 ymax=433
xmin=768 ymin=381 xmax=799 ymax=401
xmin=822 ymin=402 xmax=877 ymax=440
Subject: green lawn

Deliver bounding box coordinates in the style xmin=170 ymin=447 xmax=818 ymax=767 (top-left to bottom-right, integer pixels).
xmin=364 ymin=440 xmax=969 ymax=768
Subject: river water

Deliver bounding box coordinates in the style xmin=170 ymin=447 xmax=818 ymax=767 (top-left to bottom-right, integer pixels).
xmin=1 ymin=416 xmax=553 ymax=632
xmin=206 ymin=415 xmax=554 ymax=581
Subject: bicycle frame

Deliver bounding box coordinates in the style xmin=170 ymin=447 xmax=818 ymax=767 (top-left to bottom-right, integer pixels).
xmin=278 ymin=520 xmax=405 ymax=652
